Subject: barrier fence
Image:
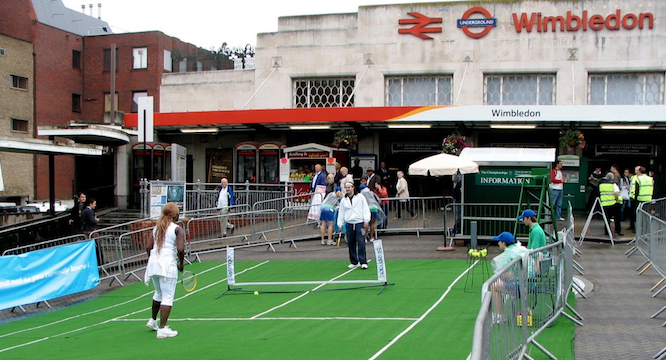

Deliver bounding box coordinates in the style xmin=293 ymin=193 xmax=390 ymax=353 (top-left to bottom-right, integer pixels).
xmin=469 ymin=207 xmax=583 ymax=360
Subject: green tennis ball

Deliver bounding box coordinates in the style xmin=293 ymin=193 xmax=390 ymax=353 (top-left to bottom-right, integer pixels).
xmin=254 ymin=291 xmax=259 ymax=296
xmin=481 ymin=249 xmax=488 ymax=257
xmin=468 ymin=249 xmax=474 ymax=255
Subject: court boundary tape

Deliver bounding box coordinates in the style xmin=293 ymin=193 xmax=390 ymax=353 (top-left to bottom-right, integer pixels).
xmin=368 ymin=260 xmax=480 ymax=360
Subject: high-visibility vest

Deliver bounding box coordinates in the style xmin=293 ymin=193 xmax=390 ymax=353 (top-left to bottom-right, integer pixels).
xmin=630 ymin=175 xmax=638 ymax=199
xmin=599 ymin=182 xmax=619 ymax=207
xmin=636 ymin=175 xmax=654 ymax=202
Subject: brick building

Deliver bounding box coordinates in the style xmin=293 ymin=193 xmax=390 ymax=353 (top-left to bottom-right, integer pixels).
xmin=0 ymin=0 xmax=231 ymax=207
xmin=0 ymin=34 xmax=35 ymax=202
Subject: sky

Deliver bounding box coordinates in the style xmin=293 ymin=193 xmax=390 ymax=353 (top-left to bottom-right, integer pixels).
xmin=61 ymin=0 xmax=467 ymax=51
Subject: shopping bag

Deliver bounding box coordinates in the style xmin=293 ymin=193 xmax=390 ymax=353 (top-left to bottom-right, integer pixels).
xmin=308 ymin=193 xmax=323 ymax=220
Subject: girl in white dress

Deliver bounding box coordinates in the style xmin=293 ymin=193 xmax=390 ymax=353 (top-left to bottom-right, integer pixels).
xmin=144 ymin=202 xmax=185 ymax=339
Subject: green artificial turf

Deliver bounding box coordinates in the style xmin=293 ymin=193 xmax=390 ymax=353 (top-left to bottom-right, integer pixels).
xmin=0 ymin=259 xmax=576 ymax=359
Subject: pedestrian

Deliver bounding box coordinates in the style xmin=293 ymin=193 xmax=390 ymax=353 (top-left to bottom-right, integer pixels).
xmin=620 ymin=168 xmax=632 ymax=221
xmin=81 ymin=198 xmax=99 ymax=238
xmin=310 ymin=164 xmax=327 ymax=193
xmin=351 ymin=158 xmax=363 ymax=181
xmin=366 ymin=167 xmax=378 ymax=189
xmin=550 ymin=161 xmax=564 ymax=221
xmin=451 ymin=171 xmax=462 ymax=234
xmin=374 ymin=182 xmax=389 ymax=229
xmin=360 ymin=184 xmax=381 ymax=242
xmin=586 ymin=167 xmax=603 ymax=211
xmin=319 ymin=187 xmax=342 ymax=245
xmin=337 ymin=181 xmax=370 ymax=269
xmin=69 ymin=192 xmax=86 ymax=234
xmin=215 ymin=177 xmax=236 ymax=237
xmin=628 ymin=165 xmax=654 ymax=231
xmin=395 ymin=170 xmax=416 ymax=219
xmin=325 ymin=173 xmax=336 ymax=194
xmin=333 ymin=162 xmax=343 ymax=186
xmin=339 ymin=166 xmax=354 ymax=189
xmin=518 ymin=209 xmax=546 ymax=250
xmin=599 ymin=172 xmax=623 ymax=236
xmin=376 ymin=161 xmax=391 ymax=193
xmin=144 ymin=202 xmax=184 ymax=339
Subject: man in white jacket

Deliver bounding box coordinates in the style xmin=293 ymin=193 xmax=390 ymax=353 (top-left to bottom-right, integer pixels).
xmin=337 ymin=182 xmax=371 ymax=269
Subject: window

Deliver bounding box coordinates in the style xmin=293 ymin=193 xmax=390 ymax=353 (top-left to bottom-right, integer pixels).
xmin=293 ymin=77 xmax=355 ymax=108
xmin=133 ymin=47 xmax=148 ymax=69
xmin=104 ymin=92 xmax=119 ymax=112
xmin=588 ymin=73 xmax=664 ymax=105
xmin=11 ymin=119 xmax=29 ymax=132
xmin=484 ymin=74 xmax=555 ymax=105
xmin=10 ymin=75 xmax=28 ymax=90
xmin=179 ymin=58 xmax=187 ymax=73
xmin=72 ymin=93 xmax=81 ymax=112
xmin=131 ymin=91 xmax=148 ymax=113
xmin=72 ymin=50 xmax=81 ymax=69
xmin=103 ymin=48 xmax=119 ymax=71
xmin=163 ymin=50 xmax=172 ymax=72
xmin=385 ymin=75 xmax=453 ymax=106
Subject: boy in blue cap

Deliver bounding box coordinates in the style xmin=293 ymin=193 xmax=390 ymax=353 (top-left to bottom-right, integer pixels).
xmin=491 ymin=231 xmax=528 ymax=274
xmin=518 ymin=209 xmax=546 ymax=250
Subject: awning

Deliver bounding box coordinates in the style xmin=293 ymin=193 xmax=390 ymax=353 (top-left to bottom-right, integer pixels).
xmin=0 ymin=136 xmax=103 ymax=156
xmin=37 ymin=124 xmax=136 ymax=146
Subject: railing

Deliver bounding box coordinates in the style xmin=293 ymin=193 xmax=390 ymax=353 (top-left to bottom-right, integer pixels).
xmin=184 ymin=181 xmax=293 ymax=211
xmin=469 ymin=207 xmax=583 ymax=360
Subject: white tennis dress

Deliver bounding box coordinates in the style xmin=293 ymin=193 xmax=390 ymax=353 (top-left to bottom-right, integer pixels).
xmin=144 ymin=222 xmax=179 ymax=284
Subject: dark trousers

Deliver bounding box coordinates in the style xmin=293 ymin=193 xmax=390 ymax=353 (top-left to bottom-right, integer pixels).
xmin=397 ymin=200 xmax=415 ymax=218
xmin=345 ymin=222 xmax=367 ymax=265
xmin=603 ymin=204 xmax=622 ymax=234
xmin=629 ymin=200 xmax=641 ymax=230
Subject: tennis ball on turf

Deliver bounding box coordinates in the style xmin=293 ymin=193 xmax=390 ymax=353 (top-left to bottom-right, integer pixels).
xmin=468 ymin=249 xmax=474 ymax=256
xmin=254 ymin=291 xmax=259 ymax=296
xmin=481 ymin=249 xmax=488 ymax=257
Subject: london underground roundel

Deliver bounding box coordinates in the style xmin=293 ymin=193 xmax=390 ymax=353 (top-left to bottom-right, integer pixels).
xmin=457 ymin=7 xmax=497 ymax=39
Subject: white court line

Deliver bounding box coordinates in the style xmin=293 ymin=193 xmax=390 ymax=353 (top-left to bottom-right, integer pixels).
xmin=0 ymin=262 xmax=227 ymax=340
xmin=0 ymin=261 xmax=270 ymax=354
xmin=249 ymin=262 xmax=367 ymax=319
xmin=368 ymin=260 xmax=479 ymax=360
xmin=114 ymin=316 xmax=419 ymax=322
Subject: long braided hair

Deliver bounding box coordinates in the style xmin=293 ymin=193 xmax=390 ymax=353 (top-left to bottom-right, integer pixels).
xmin=154 ymin=203 xmax=179 ymax=253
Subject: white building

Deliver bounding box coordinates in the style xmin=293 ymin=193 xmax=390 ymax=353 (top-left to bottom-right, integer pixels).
xmin=125 ymin=0 xmax=666 ymax=200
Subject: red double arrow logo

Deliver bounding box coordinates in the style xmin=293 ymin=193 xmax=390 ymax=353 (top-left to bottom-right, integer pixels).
xmin=398 ymin=12 xmax=443 ymax=40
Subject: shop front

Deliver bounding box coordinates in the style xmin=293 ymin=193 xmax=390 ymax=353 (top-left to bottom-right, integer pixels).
xmin=280 ymin=143 xmax=348 ymax=196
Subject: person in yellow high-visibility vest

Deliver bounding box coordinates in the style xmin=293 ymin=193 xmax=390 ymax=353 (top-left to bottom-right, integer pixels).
xmin=599 ymin=172 xmax=623 ymax=236
xmin=628 ymin=166 xmax=654 ymax=231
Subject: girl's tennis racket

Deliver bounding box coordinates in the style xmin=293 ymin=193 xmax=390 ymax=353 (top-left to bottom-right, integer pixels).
xmin=181 ymin=270 xmax=198 ymax=292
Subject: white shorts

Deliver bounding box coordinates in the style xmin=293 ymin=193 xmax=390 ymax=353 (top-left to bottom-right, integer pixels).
xmin=151 ymin=276 xmax=178 ymax=306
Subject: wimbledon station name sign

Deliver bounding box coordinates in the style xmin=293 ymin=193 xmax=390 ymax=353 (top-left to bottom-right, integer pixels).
xmin=513 ymin=10 xmax=654 ymax=33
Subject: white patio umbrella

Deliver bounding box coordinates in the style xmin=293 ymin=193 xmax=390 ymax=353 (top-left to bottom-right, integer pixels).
xmin=408 ymin=153 xmax=479 ymax=251
xmin=408 ymin=153 xmax=479 ymax=176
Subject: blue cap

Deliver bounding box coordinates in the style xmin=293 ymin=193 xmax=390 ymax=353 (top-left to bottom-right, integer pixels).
xmin=359 ymin=184 xmax=367 ymax=189
xmin=492 ymin=231 xmax=515 ymax=245
xmin=518 ymin=209 xmax=536 ymax=220
xmin=335 ymin=186 xmax=341 ymax=191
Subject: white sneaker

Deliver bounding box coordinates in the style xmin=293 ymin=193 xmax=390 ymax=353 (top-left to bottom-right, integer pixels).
xmin=492 ymin=314 xmax=506 ymax=324
xmin=348 ymin=264 xmax=358 ymax=269
xmin=156 ymin=326 xmax=178 ymax=339
xmin=146 ymin=318 xmax=158 ymax=331
xmin=361 ymin=264 xmax=368 ymax=269
xmin=558 ymin=217 xmax=565 ymax=221
xmin=369 ymin=238 xmax=375 ymax=243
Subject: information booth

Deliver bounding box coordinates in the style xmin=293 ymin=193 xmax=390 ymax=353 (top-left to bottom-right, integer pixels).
xmin=557 ymin=155 xmax=588 ymax=213
xmin=458 ymin=147 xmax=556 ymax=241
xmin=280 ymin=143 xmax=347 ymax=196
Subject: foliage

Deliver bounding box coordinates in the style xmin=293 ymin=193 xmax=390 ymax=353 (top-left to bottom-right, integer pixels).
xmin=442 ymin=132 xmax=468 ymax=155
xmin=559 ymin=129 xmax=586 ymax=149
xmin=333 ymin=129 xmax=358 ymax=150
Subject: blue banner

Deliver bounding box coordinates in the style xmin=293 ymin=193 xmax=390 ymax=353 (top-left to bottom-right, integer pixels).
xmin=0 ymin=240 xmax=99 ymax=311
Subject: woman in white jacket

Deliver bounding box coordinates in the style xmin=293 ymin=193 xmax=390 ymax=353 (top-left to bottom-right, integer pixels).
xmin=337 ymin=182 xmax=371 ymax=269
xmin=395 ymin=171 xmax=417 ymax=220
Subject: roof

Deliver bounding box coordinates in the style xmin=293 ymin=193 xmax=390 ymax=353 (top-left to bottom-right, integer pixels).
xmin=32 ymin=0 xmax=111 ymax=36
xmin=0 ymin=136 xmax=103 ymax=155
xmin=37 ymin=124 xmax=135 ymax=146
xmin=459 ymin=147 xmax=556 ymax=167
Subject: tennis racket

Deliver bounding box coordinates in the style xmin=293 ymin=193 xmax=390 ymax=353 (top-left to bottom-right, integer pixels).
xmin=181 ymin=270 xmax=198 ymax=292
xmin=336 ymin=233 xmax=342 ymax=248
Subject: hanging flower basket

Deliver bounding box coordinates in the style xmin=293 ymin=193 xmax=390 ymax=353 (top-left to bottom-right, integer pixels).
xmin=559 ymin=129 xmax=586 ymax=149
xmin=442 ymin=132 xmax=468 ymax=155
xmin=333 ymin=129 xmax=358 ymax=151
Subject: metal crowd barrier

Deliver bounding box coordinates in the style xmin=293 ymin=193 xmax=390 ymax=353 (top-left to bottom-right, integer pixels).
xmin=184 ymin=181 xmax=293 ymax=211
xmin=470 ymin=207 xmax=583 ymax=360
xmin=185 ymin=209 xmax=282 ymax=260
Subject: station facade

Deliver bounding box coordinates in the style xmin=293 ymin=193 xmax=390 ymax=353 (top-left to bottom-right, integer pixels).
xmin=125 ymin=0 xmax=665 ymax=204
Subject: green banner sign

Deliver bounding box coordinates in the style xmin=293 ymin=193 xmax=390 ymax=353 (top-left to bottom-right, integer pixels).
xmin=475 ymin=169 xmax=533 ymax=186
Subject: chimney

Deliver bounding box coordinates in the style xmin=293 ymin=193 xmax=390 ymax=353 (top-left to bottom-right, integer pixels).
xmin=89 ymin=4 xmax=93 ymax=17
xmin=81 ymin=4 xmax=85 ymax=13
xmin=97 ymin=3 xmax=101 ymax=19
